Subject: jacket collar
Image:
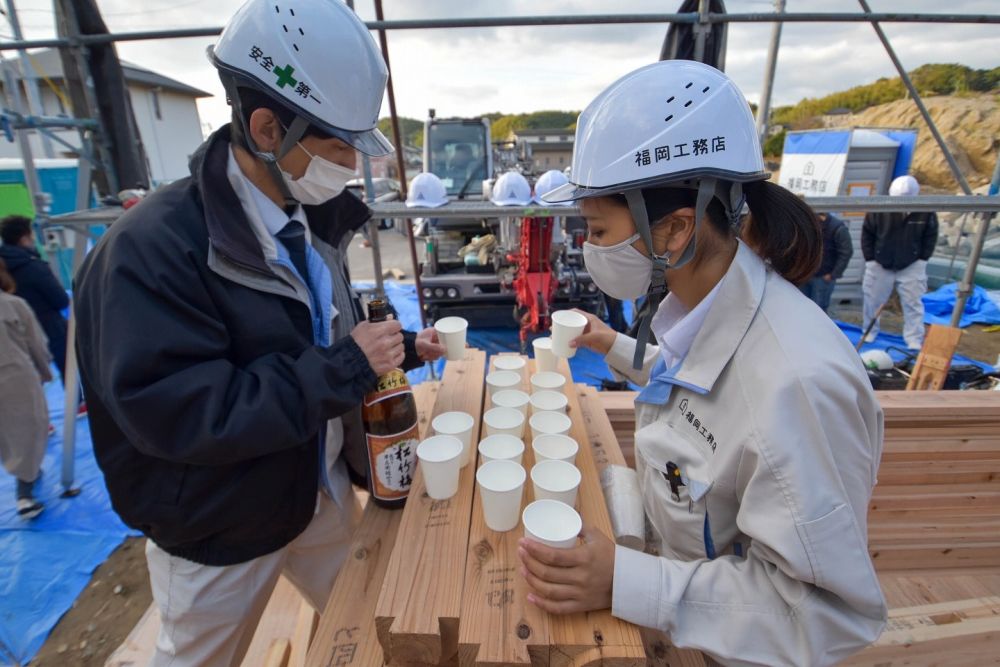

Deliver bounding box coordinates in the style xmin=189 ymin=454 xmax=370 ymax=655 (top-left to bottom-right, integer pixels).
xmin=670 ymin=240 xmax=767 ymax=393
xmin=189 ymin=125 xmax=372 ymax=273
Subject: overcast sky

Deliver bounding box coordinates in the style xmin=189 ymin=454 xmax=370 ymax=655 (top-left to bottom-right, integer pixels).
xmin=5 ymin=0 xmax=998 ymax=136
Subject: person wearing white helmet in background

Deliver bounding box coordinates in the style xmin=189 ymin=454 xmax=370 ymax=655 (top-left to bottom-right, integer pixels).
xmin=861 ymin=174 xmax=939 ymax=349
xmin=72 ymin=1 xmax=447 ymax=665
xmin=406 ymin=172 xmax=449 ymax=208
xmin=491 ymin=170 xmax=532 ymax=206
xmin=518 ymin=60 xmax=887 ymax=666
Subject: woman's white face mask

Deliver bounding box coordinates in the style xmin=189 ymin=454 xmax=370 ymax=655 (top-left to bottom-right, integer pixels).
xmin=280 ymin=142 xmax=355 ymax=205
xmin=583 ymin=234 xmax=653 ymax=301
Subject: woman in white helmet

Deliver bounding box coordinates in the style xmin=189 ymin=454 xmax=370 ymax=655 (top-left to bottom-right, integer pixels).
xmin=518 ymin=60 xmax=887 ymax=666
xmin=73 ymin=2 xmax=445 ymax=666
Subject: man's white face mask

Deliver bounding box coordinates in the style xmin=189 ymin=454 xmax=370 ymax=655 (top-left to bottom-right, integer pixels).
xmin=582 ymin=233 xmax=653 ymax=301
xmin=280 ymin=141 xmax=355 ymax=206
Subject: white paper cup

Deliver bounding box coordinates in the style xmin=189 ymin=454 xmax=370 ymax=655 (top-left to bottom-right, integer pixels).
xmin=417 ymin=435 xmax=464 ymax=500
xmin=493 ymin=355 xmax=527 ymax=380
xmin=532 ymin=434 xmax=579 ymax=464
xmin=434 ymin=316 xmax=469 ymax=361
xmin=550 ymin=310 xmax=588 ymax=358
xmin=492 ymin=389 xmax=530 ymax=416
xmin=529 ymin=390 xmax=568 ymax=416
xmin=478 ymin=434 xmax=525 ymax=465
xmin=477 ymin=460 xmax=527 ymax=532
xmin=531 ymin=460 xmax=582 ymax=507
xmin=522 ymin=499 xmax=582 ymax=549
xmin=532 ymin=337 xmax=558 ymax=372
xmin=486 ymin=370 xmax=522 ymax=398
xmin=529 ymin=411 xmax=572 ymax=439
xmin=484 ymin=407 xmax=526 ymax=438
xmin=432 ymin=411 xmax=475 ymax=467
xmin=530 ymin=371 xmax=566 ymax=395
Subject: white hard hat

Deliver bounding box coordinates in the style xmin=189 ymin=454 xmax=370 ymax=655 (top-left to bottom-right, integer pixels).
xmin=406 ymin=173 xmax=449 ymax=208
xmin=543 ymin=60 xmax=766 ymax=203
xmin=491 ymin=171 xmax=532 ymax=206
xmin=534 ymin=170 xmax=570 ymax=205
xmin=889 ymin=175 xmax=920 ymax=197
xmin=860 ymin=349 xmax=894 ymax=371
xmin=208 ymin=0 xmax=392 ymax=157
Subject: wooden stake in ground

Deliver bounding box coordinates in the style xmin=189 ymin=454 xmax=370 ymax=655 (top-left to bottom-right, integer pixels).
xmin=906 ymin=324 xmax=963 ymax=390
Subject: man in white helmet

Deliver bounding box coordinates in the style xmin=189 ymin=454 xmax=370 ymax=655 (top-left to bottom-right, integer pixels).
xmin=861 ymin=174 xmax=939 ymax=349
xmin=73 ymin=1 xmax=444 ymax=664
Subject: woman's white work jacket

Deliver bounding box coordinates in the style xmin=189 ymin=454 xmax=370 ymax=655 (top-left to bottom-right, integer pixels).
xmin=605 ymin=241 xmax=888 ymax=666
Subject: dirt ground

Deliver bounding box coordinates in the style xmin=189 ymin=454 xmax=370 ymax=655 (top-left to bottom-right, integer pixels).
xmin=32 ymin=537 xmax=152 ymax=667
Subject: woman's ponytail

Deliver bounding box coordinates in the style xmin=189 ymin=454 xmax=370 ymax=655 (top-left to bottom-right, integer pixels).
xmin=741 ymin=180 xmax=822 ymax=286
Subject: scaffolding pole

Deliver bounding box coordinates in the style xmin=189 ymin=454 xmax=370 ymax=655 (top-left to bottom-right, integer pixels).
xmin=755 ymin=0 xmax=785 ymax=147
xmin=373 ymin=0 xmax=427 ymax=327
xmin=3 ymin=0 xmax=55 ymax=158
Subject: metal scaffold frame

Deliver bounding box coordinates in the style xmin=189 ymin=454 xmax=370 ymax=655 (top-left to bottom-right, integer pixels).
xmin=1 ymin=5 xmax=997 ymax=493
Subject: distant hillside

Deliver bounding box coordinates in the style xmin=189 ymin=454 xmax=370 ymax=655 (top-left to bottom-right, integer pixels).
xmin=772 ymin=63 xmax=1000 ymax=128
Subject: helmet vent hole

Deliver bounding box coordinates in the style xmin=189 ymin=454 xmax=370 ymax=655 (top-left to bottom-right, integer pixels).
xmin=685 ymin=82 xmax=693 ymax=89
xmin=683 ymin=100 xmax=692 ymax=108
xmin=274 ymin=4 xmax=279 ymax=13
xmin=666 ymin=96 xmax=675 ymax=104
xmin=664 ymin=114 xmax=674 ymax=122
xmin=282 ymin=24 xmax=288 ymax=32
xmin=298 ymin=27 xmax=305 ymax=35
xmin=293 ymin=44 xmax=299 ymax=51
xmin=289 ymin=8 xmax=295 ymax=16
xmin=702 ymin=86 xmax=710 ymax=93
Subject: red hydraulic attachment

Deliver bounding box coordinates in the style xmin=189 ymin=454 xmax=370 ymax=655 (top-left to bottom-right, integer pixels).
xmin=511 ymin=216 xmax=557 ymax=348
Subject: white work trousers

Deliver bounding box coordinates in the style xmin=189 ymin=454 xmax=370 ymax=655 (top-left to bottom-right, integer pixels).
xmin=145 ymin=492 xmax=360 ymax=667
xmin=862 ymin=260 xmax=928 ymax=349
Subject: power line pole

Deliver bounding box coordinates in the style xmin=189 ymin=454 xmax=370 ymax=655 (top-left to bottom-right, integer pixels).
xmin=755 ymin=0 xmax=785 ymax=148
xmin=3 ymin=0 xmax=55 ymax=158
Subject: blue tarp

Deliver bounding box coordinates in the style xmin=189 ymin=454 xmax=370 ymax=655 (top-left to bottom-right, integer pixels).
xmin=0 ymin=382 xmax=136 ymax=666
xmin=923 ymin=282 xmax=1000 ymax=328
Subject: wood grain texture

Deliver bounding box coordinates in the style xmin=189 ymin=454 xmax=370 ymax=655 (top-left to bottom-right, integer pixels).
xmin=375 ymin=350 xmax=487 ymax=665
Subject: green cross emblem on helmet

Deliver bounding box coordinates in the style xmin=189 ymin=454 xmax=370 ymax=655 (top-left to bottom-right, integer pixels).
xmin=274 ymin=64 xmax=297 ymax=89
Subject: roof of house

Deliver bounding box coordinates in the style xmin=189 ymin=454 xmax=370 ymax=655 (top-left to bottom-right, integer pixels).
xmin=530 ymin=141 xmax=574 ymax=152
xmin=514 ymin=128 xmax=574 ymax=137
xmin=16 ymin=48 xmax=211 ymax=98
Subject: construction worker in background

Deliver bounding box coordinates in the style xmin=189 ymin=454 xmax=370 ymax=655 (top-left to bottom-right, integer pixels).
xmin=73 ymin=1 xmax=444 ymax=665
xmin=861 ymin=175 xmax=939 ymax=349
xmin=801 ymin=211 xmax=853 ymax=314
xmin=523 ymin=60 xmax=886 ymax=666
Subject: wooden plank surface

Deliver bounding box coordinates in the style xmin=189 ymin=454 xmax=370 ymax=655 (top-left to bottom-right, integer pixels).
xmin=375 ymin=350 xmax=487 ymax=665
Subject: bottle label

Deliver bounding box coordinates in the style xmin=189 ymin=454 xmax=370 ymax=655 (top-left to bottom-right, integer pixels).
xmin=366 ymin=424 xmax=419 ymax=501
xmin=364 ymin=369 xmax=410 ymax=407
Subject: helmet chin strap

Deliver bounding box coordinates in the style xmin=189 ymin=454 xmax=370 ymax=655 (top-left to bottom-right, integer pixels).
xmin=221 ymin=73 xmax=309 ymax=208
xmin=623 ymin=177 xmax=717 ymax=370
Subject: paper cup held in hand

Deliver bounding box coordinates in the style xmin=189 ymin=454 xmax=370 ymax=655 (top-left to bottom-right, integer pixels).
xmin=432 ymin=411 xmax=475 ymax=467
xmin=529 ymin=390 xmax=568 ymax=415
xmin=486 ymin=370 xmax=521 ymax=398
xmin=493 ymin=355 xmax=527 ymax=380
xmin=416 ymin=435 xmax=464 ymax=500
xmin=484 ymin=406 xmax=525 ymax=438
xmin=532 ymin=337 xmax=557 ymax=372
xmin=531 ymin=459 xmax=582 ymax=507
xmin=522 ymin=499 xmax=582 ymax=549
xmin=529 ymin=411 xmax=572 ymax=439
xmin=532 ymin=433 xmax=579 ymax=464
xmin=434 ymin=316 xmax=468 ymax=361
xmin=530 ymin=371 xmax=566 ymax=395
xmin=477 ymin=459 xmax=527 ymax=532
xmin=492 ymin=389 xmax=530 ymax=416
xmin=549 ymin=310 xmax=587 ymax=358
xmin=478 ymin=434 xmax=525 ymax=465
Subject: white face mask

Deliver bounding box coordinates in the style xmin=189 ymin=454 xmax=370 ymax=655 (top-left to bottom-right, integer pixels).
xmin=280 ymin=142 xmax=355 ymax=205
xmin=583 ymin=234 xmax=654 ymax=301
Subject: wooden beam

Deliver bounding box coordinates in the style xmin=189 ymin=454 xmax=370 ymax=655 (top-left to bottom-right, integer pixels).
xmin=375 ymin=350 xmax=487 ymax=665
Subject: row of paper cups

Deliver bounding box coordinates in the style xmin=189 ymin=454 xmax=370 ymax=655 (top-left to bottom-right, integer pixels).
xmin=486 ymin=369 xmax=567 ymax=397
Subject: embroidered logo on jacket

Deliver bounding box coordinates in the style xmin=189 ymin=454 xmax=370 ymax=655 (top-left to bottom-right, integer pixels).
xmin=677 ymin=398 xmax=718 ymax=453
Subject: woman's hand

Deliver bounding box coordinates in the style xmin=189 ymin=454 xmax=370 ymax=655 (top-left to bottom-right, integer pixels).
xmin=569 ymin=309 xmax=617 ymax=356
xmin=415 ymin=327 xmax=447 ymax=362
xmin=517 ymin=524 xmax=616 ymax=614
